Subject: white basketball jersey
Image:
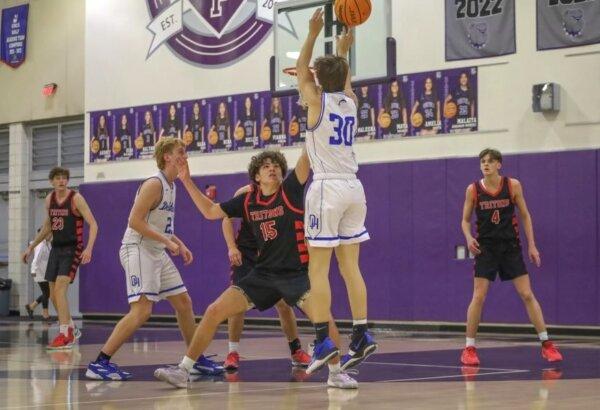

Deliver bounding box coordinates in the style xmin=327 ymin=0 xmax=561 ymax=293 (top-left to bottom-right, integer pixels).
xmin=122 ymin=172 xmax=175 ymax=250
xmin=306 ymin=92 xmax=359 ymax=177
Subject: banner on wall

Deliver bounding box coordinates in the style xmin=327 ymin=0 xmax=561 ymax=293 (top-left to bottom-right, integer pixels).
xmin=145 ymin=0 xmax=294 ymax=67
xmin=537 ymin=0 xmax=600 ymax=50
xmin=88 ymin=67 xmax=478 ymax=163
xmin=1 ymin=4 xmax=29 ymax=68
xmin=445 ymin=0 xmax=516 ymax=61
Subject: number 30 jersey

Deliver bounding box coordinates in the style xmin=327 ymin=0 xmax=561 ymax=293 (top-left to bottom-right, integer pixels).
xmin=306 ymin=92 xmax=359 ymax=177
xmin=122 ymin=172 xmax=175 ymax=250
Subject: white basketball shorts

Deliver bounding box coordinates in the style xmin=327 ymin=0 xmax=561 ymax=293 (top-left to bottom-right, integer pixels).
xmin=120 ymin=244 xmax=186 ymax=303
xmin=304 ymin=177 xmax=370 ymax=247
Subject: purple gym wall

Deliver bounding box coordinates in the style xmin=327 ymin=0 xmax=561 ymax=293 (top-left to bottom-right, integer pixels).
xmin=79 ymin=149 xmax=600 ymax=326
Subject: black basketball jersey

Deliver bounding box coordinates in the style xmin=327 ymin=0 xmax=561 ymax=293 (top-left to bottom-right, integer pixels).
xmin=357 ymin=96 xmax=374 ymax=127
xmin=117 ymin=127 xmax=132 ymax=152
xmin=240 ymin=112 xmax=255 ymax=139
xmin=220 ymin=172 xmax=307 ymax=273
xmin=142 ymin=124 xmax=155 ymax=147
xmin=296 ymin=105 xmax=308 ymax=133
xmin=188 ymin=115 xmax=204 ymax=134
xmin=97 ymin=128 xmax=109 ymax=151
xmin=420 ymin=92 xmax=437 ymax=123
xmin=269 ymin=111 xmax=284 ymax=135
xmin=215 ymin=116 xmax=229 ymax=144
xmin=385 ymin=95 xmax=404 ymax=123
xmin=164 ymin=117 xmax=179 ymax=137
xmin=454 ymin=87 xmax=473 ymax=119
xmin=474 ymin=177 xmax=519 ymax=242
xmin=49 ymin=190 xmax=83 ymax=248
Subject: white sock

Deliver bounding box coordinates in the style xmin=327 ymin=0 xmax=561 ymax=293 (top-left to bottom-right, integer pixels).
xmin=353 ymin=319 xmax=367 ymax=326
xmin=178 ymin=356 xmax=195 ymax=372
xmin=229 ymin=342 xmax=240 ymax=353
xmin=60 ymin=325 xmax=69 ymax=336
xmin=538 ymin=332 xmax=549 ymax=342
xmin=328 ymin=362 xmax=341 ymax=374
xmin=69 ymin=319 xmax=75 ymax=328
xmin=466 ymin=337 xmax=476 ymax=347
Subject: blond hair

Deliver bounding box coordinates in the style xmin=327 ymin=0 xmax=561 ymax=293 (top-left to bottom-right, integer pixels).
xmin=154 ymin=137 xmax=185 ymax=170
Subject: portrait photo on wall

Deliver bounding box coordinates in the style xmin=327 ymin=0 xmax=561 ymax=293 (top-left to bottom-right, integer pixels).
xmin=112 ymin=109 xmax=135 ymax=161
xmin=207 ymin=98 xmax=233 ymax=153
xmin=182 ymin=100 xmax=207 ymax=153
xmin=442 ymin=67 xmax=478 ymax=133
xmin=233 ymin=94 xmax=259 ymax=151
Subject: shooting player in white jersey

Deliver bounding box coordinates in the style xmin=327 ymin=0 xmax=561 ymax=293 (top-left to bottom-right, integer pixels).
xmin=296 ymin=9 xmax=377 ymax=374
xmin=85 ymin=137 xmax=223 ymax=380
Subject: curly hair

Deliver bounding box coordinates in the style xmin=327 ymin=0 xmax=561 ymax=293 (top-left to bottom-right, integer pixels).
xmin=248 ymin=150 xmax=288 ymax=182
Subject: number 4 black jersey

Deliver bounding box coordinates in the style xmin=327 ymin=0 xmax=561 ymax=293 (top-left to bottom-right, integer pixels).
xmin=220 ymin=172 xmax=308 ymax=274
xmin=49 ymin=190 xmax=83 ymax=248
xmin=473 ymin=176 xmax=519 ymax=242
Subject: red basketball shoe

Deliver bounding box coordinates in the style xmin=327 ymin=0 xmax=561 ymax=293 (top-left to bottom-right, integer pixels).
xmin=460 ymin=346 xmax=480 ymax=366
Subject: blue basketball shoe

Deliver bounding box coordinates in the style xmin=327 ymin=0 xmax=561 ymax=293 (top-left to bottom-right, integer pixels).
xmin=340 ymin=331 xmax=377 ymax=371
xmin=190 ymin=355 xmax=225 ymax=375
xmin=85 ymin=360 xmax=132 ymax=381
xmin=306 ymin=337 xmax=339 ymax=375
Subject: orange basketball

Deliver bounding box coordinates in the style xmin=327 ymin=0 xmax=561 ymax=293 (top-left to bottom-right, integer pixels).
xmin=411 ymin=112 xmax=424 ymax=128
xmin=261 ymin=126 xmax=272 ymax=141
xmin=208 ymin=130 xmax=219 ymax=145
xmin=183 ymin=130 xmax=194 ymax=146
xmin=444 ymin=101 xmax=457 ymax=119
xmin=377 ymin=112 xmax=391 ymax=128
xmin=234 ymin=126 xmax=245 ymax=141
xmin=91 ymin=139 xmax=100 ymax=154
xmin=134 ymin=136 xmax=144 ymax=150
xmin=289 ymin=121 xmax=300 ymax=137
xmin=335 ymin=0 xmax=372 ymax=27
xmin=112 ymin=139 xmax=122 ymax=155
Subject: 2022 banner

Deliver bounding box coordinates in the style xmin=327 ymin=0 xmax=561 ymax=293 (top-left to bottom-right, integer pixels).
xmin=89 ymin=67 xmax=478 ymax=163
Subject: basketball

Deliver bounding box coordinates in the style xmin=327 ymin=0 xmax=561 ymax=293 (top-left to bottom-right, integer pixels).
xmin=289 ymin=121 xmax=300 ymax=137
xmin=335 ymin=0 xmax=372 ymax=27
xmin=91 ymin=138 xmax=100 ymax=154
xmin=134 ymin=136 xmax=144 ymax=150
xmin=112 ymin=139 xmax=122 ymax=154
xmin=208 ymin=130 xmax=219 ymax=145
xmin=183 ymin=130 xmax=194 ymax=146
xmin=444 ymin=101 xmax=457 ymax=119
xmin=378 ymin=112 xmax=391 ymax=128
xmin=261 ymin=125 xmax=272 ymax=141
xmin=411 ymin=112 xmax=424 ymax=128
xmin=234 ymin=126 xmax=245 ymax=141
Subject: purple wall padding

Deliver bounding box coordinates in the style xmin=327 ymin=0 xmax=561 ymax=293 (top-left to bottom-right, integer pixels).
xmin=79 ymin=149 xmax=600 ymax=325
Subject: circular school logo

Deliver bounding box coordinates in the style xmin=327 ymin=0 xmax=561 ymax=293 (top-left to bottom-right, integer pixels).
xmin=146 ymin=0 xmax=295 ymax=67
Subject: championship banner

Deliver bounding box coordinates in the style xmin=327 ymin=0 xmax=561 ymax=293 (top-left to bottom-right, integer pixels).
xmin=445 ymin=0 xmax=516 ymax=61
xmin=537 ymin=0 xmax=600 ymax=50
xmin=1 ymin=4 xmax=29 ymax=68
xmin=89 ymin=66 xmax=478 ymax=162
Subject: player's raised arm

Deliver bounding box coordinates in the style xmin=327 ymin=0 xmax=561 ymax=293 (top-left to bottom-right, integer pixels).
xmin=297 ymin=8 xmax=323 ymax=107
xmin=336 ymin=28 xmax=357 ymax=106
xmin=176 ymin=158 xmax=227 ymax=220
xmin=461 ymin=184 xmax=480 ymax=255
xmin=294 ymin=146 xmax=311 ymax=185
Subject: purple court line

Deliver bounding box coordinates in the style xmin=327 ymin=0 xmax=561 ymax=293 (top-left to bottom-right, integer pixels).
xmin=364 ymin=361 xmax=528 ymax=372
xmin=380 ymin=370 xmax=530 ymax=383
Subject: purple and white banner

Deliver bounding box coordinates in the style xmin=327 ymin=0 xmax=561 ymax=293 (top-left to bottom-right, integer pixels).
xmin=145 ymin=0 xmax=295 ymax=67
xmin=1 ymin=4 xmax=29 ymax=68
xmin=89 ymin=67 xmax=478 ymax=163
